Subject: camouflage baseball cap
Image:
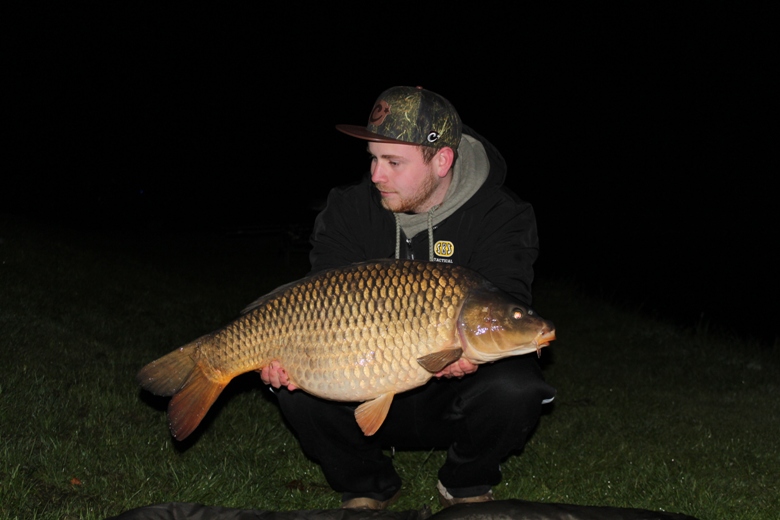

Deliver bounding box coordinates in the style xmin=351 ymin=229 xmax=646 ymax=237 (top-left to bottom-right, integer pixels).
xmin=336 ymin=86 xmax=462 ymax=149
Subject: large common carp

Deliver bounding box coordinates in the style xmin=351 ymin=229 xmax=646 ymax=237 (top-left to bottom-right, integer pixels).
xmin=137 ymin=259 xmax=556 ymax=440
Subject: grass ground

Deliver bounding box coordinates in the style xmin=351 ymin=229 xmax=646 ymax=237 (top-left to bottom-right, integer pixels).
xmin=1 ymin=215 xmax=777 ymax=519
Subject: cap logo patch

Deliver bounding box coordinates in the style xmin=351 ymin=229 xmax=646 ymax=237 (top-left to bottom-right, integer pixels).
xmin=426 ymin=132 xmax=440 ymax=143
xmin=369 ymin=100 xmax=391 ymax=126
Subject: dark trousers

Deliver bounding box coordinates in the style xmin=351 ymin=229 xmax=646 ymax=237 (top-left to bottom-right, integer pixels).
xmin=275 ymin=354 xmax=555 ymax=501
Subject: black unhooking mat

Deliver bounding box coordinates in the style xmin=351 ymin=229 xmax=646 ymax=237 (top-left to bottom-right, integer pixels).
xmin=107 ymin=499 xmax=700 ymax=520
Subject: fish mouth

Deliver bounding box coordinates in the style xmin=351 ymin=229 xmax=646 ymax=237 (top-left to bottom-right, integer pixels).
xmin=535 ymin=329 xmax=557 ymax=349
xmin=530 ymin=329 xmax=556 ymax=358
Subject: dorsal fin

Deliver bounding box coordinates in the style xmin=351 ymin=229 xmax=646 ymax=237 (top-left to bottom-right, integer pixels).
xmin=416 ymin=348 xmax=463 ymax=373
xmin=354 ymin=393 xmax=395 ymax=436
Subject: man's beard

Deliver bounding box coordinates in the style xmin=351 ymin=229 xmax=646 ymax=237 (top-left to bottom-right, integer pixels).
xmin=378 ymin=169 xmax=437 ymax=214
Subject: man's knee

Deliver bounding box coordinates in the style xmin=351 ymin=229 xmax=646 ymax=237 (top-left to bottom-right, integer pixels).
xmin=276 ymin=389 xmax=358 ymax=435
xmin=474 ymin=356 xmax=555 ymax=408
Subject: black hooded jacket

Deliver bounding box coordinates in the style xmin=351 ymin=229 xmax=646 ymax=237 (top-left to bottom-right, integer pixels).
xmin=308 ymin=125 xmax=539 ymax=305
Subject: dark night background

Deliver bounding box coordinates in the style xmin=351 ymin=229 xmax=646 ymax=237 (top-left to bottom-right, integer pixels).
xmin=4 ymin=4 xmax=777 ymax=346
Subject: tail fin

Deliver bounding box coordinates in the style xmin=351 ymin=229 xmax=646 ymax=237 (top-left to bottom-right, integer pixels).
xmin=137 ymin=342 xmax=200 ymax=397
xmin=167 ymin=367 xmax=226 ymax=440
xmin=136 ymin=338 xmax=227 ymax=440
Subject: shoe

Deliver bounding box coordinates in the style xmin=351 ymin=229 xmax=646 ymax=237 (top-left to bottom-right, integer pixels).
xmin=341 ymin=488 xmax=401 ymax=510
xmin=436 ymin=480 xmax=493 ymax=508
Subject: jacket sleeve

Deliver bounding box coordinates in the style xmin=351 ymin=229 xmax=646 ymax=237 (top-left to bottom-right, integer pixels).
xmin=465 ymin=192 xmax=539 ymax=306
xmin=307 ymin=180 xmax=395 ymax=276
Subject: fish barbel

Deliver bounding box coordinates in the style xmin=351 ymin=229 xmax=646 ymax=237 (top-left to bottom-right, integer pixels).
xmin=137 ymin=259 xmax=556 ymax=439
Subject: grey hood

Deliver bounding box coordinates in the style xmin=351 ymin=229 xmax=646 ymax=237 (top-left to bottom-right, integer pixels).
xmin=394 ymin=135 xmax=489 ymax=259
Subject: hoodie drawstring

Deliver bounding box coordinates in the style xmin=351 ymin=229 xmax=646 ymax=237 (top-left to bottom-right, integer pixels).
xmin=394 ymin=213 xmax=401 ymax=260
xmin=394 ymin=210 xmax=435 ymax=261
xmin=427 ymin=210 xmax=434 ymax=261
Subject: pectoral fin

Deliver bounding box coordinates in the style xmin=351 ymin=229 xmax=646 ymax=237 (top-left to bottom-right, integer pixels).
xmin=416 ymin=348 xmax=463 ymax=373
xmin=354 ymin=393 xmax=394 ymax=436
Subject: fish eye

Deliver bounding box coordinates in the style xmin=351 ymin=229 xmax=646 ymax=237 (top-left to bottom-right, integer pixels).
xmin=512 ymin=308 xmax=523 ymax=320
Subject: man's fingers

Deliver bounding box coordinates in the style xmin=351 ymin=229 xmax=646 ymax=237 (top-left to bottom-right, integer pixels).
xmin=435 ymin=359 xmax=479 ymax=379
xmin=259 ymin=361 xmax=298 ymax=390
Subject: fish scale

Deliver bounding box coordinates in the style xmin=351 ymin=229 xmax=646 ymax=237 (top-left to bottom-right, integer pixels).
xmin=137 ymin=259 xmax=556 ymax=439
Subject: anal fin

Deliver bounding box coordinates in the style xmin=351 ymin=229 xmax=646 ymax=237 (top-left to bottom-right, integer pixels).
xmin=354 ymin=393 xmax=394 ymax=436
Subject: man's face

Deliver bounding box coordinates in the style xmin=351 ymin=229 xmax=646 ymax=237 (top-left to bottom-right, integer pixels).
xmin=368 ymin=142 xmax=440 ymax=214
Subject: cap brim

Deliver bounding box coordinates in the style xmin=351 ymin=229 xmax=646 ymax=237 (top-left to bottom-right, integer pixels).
xmin=335 ymin=124 xmax=416 ymax=145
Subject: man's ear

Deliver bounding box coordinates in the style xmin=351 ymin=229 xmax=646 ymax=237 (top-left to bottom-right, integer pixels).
xmin=435 ymin=147 xmax=455 ymax=178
